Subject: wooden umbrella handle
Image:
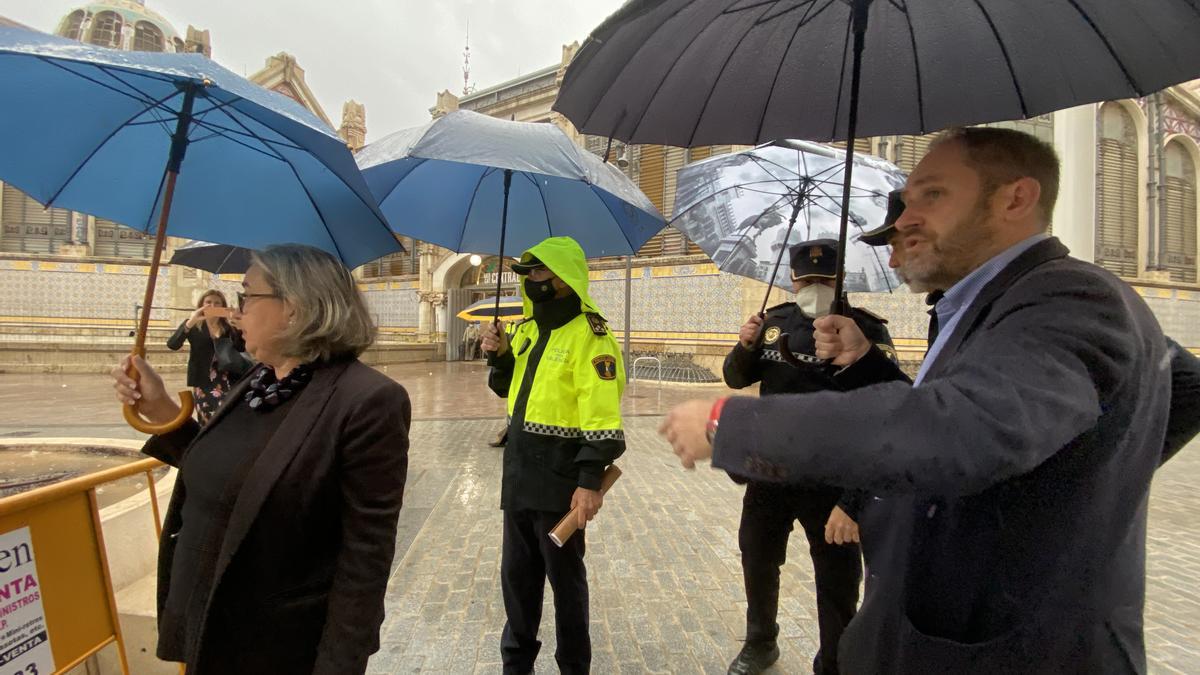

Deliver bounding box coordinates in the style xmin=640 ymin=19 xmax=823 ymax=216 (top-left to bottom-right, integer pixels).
xmin=121 ymin=353 xmax=195 ymax=435
xmin=549 ymin=465 xmax=623 ymax=547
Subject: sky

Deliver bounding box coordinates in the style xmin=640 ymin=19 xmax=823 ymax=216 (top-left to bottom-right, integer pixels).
xmin=0 ymin=0 xmax=625 ymax=141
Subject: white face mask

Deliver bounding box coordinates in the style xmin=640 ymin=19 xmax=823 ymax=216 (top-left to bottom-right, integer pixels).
xmin=795 ymin=283 xmax=836 ymax=317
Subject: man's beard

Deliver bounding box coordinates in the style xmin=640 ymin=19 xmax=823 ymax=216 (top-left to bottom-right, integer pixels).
xmin=903 ymin=196 xmax=996 ymax=291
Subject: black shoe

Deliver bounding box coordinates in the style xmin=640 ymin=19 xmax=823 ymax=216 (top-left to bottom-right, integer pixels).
xmin=727 ymin=642 xmax=781 ymax=675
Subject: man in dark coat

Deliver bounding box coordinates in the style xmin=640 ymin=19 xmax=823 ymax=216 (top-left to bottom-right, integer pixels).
xmin=660 ymin=127 xmax=1198 ymax=673
xmin=723 ymin=238 xmax=905 ymax=675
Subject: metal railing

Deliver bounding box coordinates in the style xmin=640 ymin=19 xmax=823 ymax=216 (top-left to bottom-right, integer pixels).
xmin=631 ymin=356 xmax=662 ymax=398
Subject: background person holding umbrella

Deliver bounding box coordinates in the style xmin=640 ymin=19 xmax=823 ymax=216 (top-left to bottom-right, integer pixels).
xmin=167 ymin=289 xmax=250 ymax=423
xmin=722 ymin=237 xmax=904 ymax=675
xmin=660 ymin=127 xmax=1190 ymax=672
xmin=480 ymin=236 xmax=625 ymax=675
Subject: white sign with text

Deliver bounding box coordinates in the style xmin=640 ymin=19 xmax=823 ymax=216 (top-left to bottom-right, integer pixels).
xmin=0 ymin=528 xmax=53 ymax=675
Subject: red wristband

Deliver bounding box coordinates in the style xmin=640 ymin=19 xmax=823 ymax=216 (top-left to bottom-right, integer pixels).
xmin=706 ymin=397 xmax=728 ymax=444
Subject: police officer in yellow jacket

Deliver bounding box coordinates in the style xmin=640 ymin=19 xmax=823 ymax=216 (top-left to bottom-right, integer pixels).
xmin=481 ymin=236 xmax=624 ymax=675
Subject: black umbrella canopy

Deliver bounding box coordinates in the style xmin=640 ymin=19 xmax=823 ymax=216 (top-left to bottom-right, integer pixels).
xmin=555 ymin=0 xmax=1200 ymax=146
xmin=168 ymin=241 xmax=254 ymax=275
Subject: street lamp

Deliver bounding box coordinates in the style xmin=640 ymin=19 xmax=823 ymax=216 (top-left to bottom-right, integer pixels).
xmin=469 ymin=254 xmax=482 ymax=266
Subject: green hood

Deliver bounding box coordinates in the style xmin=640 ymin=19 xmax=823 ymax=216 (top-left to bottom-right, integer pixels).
xmin=516 ymin=237 xmax=601 ymax=318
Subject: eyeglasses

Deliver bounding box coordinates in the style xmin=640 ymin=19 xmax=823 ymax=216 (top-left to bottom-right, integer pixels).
xmin=236 ymin=292 xmax=281 ymax=312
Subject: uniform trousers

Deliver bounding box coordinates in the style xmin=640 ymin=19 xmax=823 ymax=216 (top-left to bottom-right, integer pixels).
xmin=501 ymin=509 xmax=590 ymax=674
xmin=740 ymin=482 xmax=862 ymax=675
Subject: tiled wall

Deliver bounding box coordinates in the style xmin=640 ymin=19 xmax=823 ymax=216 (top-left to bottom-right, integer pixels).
xmin=589 ymin=264 xmax=744 ymax=334
xmin=360 ymin=280 xmax=420 ymax=328
xmin=2 ymin=257 xmax=1197 ymax=350
xmin=0 ymin=259 xmax=421 ymax=330
xmin=0 ymin=259 xmax=173 ymax=325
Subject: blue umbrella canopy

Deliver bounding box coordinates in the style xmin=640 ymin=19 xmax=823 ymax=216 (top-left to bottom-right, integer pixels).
xmin=672 ymin=140 xmax=906 ymax=292
xmin=0 ymin=25 xmax=400 ymax=268
xmin=356 ymin=110 xmax=665 ymax=258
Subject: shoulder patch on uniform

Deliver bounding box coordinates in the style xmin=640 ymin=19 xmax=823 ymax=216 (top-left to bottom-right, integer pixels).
xmin=592 ymin=354 xmax=617 ymax=380
xmin=876 ymin=343 xmax=898 ymax=363
xmin=585 ymin=312 xmax=608 ymax=336
xmin=763 ymin=326 xmax=782 ymax=345
xmin=854 ymin=307 xmax=888 ymax=324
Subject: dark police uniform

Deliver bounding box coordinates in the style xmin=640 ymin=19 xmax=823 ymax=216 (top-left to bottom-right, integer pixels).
xmin=723 ymin=240 xmax=905 ymax=675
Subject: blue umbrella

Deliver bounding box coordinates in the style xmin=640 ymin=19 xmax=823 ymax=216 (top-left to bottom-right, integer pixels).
xmin=356 ymin=110 xmax=665 ymax=321
xmin=357 ymin=110 xmax=664 ymax=257
xmin=0 ymin=25 xmax=400 ymax=432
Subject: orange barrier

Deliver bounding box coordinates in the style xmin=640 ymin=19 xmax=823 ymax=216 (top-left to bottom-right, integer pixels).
xmin=0 ymin=457 xmax=167 ymax=674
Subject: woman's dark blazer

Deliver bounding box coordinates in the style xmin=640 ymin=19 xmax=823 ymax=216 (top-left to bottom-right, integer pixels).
xmin=167 ymin=320 xmax=246 ymax=387
xmin=143 ymin=358 xmax=410 ymax=674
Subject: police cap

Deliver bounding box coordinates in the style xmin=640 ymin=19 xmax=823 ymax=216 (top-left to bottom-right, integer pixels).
xmin=788 ymin=238 xmax=839 ymax=281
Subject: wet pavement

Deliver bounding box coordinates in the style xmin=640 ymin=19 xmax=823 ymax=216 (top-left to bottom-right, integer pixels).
xmin=0 ymin=363 xmax=1196 ymax=673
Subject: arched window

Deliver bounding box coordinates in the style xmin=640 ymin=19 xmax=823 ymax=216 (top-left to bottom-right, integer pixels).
xmin=132 ymin=21 xmax=164 ymax=53
xmin=87 ymin=11 xmax=123 ymax=48
xmin=1095 ymin=103 xmax=1140 ymax=278
xmin=59 ymin=10 xmax=85 ymax=41
xmin=1162 ymin=141 xmax=1198 ymax=283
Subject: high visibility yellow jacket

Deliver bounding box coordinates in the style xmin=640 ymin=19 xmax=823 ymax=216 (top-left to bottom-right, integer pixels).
xmin=488 ymin=237 xmax=625 ymax=512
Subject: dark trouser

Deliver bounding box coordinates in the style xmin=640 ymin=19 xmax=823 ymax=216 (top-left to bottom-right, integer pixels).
xmin=501 ymin=509 xmax=590 ymax=675
xmin=740 ymin=483 xmax=862 ymax=675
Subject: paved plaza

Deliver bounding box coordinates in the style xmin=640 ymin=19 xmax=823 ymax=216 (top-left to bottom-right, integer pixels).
xmin=1 ymin=362 xmax=1198 ymax=673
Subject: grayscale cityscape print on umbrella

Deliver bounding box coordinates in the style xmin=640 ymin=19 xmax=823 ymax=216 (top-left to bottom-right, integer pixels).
xmin=671 ymin=139 xmax=905 ymax=296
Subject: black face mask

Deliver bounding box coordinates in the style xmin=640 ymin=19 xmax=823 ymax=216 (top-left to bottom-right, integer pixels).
xmin=524 ymin=277 xmax=558 ymax=303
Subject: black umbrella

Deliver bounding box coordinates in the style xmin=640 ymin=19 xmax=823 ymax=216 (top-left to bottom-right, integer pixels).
xmin=554 ymin=0 xmax=1200 ymax=310
xmin=168 ymin=240 xmax=254 ymax=275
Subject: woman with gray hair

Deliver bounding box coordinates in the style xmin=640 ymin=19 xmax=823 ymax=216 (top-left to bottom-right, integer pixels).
xmin=111 ymin=244 xmax=409 ymax=674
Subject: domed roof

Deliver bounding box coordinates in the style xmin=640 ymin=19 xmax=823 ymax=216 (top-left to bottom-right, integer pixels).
xmin=60 ymin=0 xmax=182 ymax=44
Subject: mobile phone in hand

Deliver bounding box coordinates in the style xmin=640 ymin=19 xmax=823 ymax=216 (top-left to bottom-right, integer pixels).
xmin=204 ymin=306 xmax=233 ymax=319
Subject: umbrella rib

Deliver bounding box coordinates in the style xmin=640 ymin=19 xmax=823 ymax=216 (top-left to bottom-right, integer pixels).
xmin=747 ymin=156 xmax=799 ymax=186
xmin=206 ymin=92 xmax=394 ymax=249
xmin=99 ymin=64 xmax=181 ymax=112
xmin=592 ymin=183 xmax=645 ymax=255
xmin=189 ymin=118 xmax=307 ymax=152
xmin=34 ymin=56 xmax=160 ymax=109
xmin=188 ymin=119 xmax=299 ymax=161
xmin=830 ymin=5 xmax=854 ymax=140
xmin=205 ymin=103 xmax=352 ymax=264
xmin=749 ymin=154 xmax=806 ymax=181
xmin=867 ymin=244 xmax=894 ymax=292
xmin=969 ymin=0 xmax=1028 ymax=117
xmin=574 ymin=1 xmax=691 ymax=133
xmin=206 ymin=100 xmax=391 ymax=261
xmin=1062 ymin=0 xmax=1141 ymax=94
xmin=139 ymin=165 xmax=171 ymax=233
xmin=627 ymin=5 xmax=747 ymax=142
xmin=685 ymin=0 xmax=783 ymax=146
xmin=458 ymin=167 xmax=496 ymax=254
xmin=522 ymin=172 xmax=557 ymax=244
xmin=44 ymin=88 xmax=185 ymax=208
xmin=899 ymin=1 xmax=927 ymax=132
xmin=726 ymin=191 xmax=793 ymax=264
xmin=752 ymin=1 xmax=833 ymax=143
xmin=802 ymin=191 xmax=813 ymax=240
